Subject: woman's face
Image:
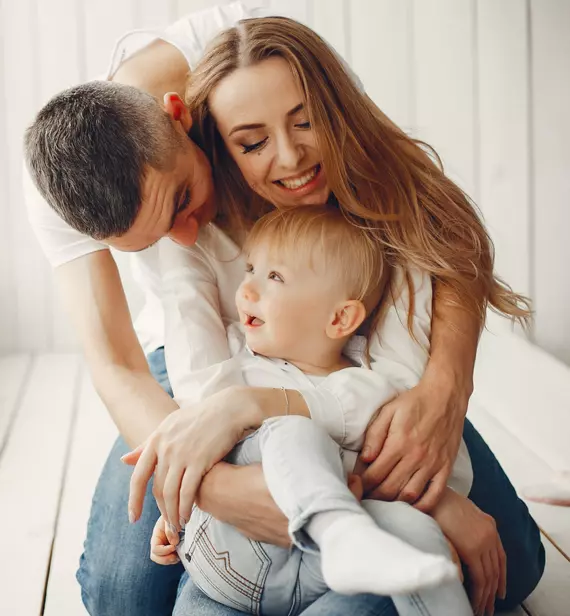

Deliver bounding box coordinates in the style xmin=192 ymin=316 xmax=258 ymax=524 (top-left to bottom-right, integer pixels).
xmin=209 ymin=56 xmax=330 ymax=208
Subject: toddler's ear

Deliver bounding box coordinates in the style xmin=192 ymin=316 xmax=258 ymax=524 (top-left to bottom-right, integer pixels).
xmin=327 ymin=300 xmax=367 ymax=340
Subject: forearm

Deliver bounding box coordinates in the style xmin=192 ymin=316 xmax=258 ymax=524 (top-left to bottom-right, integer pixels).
xmin=234 ymin=386 xmax=310 ymax=429
xmin=91 ymin=361 xmax=178 ymax=448
xmin=196 ymin=461 xmax=290 ymax=548
xmin=424 ymin=280 xmax=482 ymax=405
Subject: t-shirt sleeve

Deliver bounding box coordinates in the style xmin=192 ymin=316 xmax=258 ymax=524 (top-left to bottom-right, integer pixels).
xmin=160 ymin=238 xmax=246 ymax=407
xmin=107 ymin=2 xmax=260 ymax=79
xmin=368 ymin=267 xmax=432 ymax=391
xmin=24 ymin=162 xmax=108 ymax=268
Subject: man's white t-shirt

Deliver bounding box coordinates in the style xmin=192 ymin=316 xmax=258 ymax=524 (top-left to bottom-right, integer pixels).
xmin=24 ymin=2 xmax=256 ymax=354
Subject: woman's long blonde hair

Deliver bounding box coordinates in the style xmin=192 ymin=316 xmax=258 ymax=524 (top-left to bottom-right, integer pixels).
xmin=186 ymin=16 xmax=530 ymax=328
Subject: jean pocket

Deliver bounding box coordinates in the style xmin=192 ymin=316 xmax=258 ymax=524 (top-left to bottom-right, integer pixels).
xmin=181 ymin=509 xmax=271 ymax=615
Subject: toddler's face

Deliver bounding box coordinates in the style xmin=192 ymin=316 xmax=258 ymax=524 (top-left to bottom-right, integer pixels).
xmin=235 ymin=240 xmax=344 ymax=361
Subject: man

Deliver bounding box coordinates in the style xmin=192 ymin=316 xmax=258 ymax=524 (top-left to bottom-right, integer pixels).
xmin=24 ymin=3 xmax=544 ymax=615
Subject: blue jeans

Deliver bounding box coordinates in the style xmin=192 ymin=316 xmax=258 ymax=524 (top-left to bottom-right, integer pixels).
xmin=77 ymin=347 xmax=544 ymax=615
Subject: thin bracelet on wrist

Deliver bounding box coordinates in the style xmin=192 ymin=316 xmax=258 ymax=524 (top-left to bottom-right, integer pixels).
xmin=280 ymin=386 xmax=290 ymax=416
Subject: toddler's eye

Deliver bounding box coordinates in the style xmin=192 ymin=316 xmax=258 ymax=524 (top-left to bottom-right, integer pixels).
xmin=245 ymin=263 xmax=254 ymax=274
xmin=269 ymin=271 xmax=284 ymax=283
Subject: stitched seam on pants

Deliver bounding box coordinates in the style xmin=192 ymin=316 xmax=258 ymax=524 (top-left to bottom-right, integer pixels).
xmin=409 ymin=592 xmax=431 ymax=616
xmin=187 ymin=515 xmax=272 ymax=614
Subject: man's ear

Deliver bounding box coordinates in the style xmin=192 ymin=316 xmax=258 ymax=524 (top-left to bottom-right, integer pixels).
xmin=163 ymin=92 xmax=193 ymax=133
xmin=326 ymin=300 xmax=367 ymax=340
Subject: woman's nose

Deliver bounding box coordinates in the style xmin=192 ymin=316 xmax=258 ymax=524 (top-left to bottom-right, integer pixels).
xmin=277 ymin=134 xmax=303 ymax=171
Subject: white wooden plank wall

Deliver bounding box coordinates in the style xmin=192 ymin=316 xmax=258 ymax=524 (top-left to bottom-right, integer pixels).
xmin=1 ymin=0 xmax=569 ymax=364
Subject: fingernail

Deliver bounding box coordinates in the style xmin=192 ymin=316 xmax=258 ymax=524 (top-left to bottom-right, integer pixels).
xmin=361 ymin=447 xmax=371 ymax=459
xmin=128 ymin=509 xmax=136 ymax=523
xmin=179 ymin=517 xmax=187 ymax=530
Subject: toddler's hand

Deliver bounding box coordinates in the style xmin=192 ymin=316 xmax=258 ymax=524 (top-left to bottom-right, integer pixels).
xmin=150 ymin=516 xmax=181 ymax=566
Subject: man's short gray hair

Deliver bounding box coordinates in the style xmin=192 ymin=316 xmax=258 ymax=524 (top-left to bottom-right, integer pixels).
xmin=24 ymin=80 xmax=181 ymax=239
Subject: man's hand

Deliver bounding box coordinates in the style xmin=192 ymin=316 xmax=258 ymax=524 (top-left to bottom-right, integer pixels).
xmin=432 ymin=488 xmax=507 ymax=616
xmin=360 ymin=375 xmax=467 ymax=512
xmin=195 ymin=464 xmax=365 ymax=548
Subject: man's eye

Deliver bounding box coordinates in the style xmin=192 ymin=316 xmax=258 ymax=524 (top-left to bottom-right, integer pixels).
xmin=178 ymin=188 xmax=191 ymax=213
xmin=241 ymin=137 xmax=268 ymax=154
xmin=269 ymin=271 xmax=284 ymax=283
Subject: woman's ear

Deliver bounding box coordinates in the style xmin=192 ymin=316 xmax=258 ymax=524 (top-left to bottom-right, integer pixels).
xmin=326 ymin=300 xmax=367 ymax=340
xmin=163 ymin=92 xmax=193 ymax=133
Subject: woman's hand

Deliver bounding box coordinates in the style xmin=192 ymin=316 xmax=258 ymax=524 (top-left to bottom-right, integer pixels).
xmin=124 ymin=386 xmax=255 ymax=532
xmin=432 ymin=488 xmax=507 ymax=616
xmin=360 ymin=373 xmax=468 ymax=511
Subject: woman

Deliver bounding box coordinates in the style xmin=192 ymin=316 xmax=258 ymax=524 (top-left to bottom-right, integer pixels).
xmin=127 ymin=15 xmax=544 ymax=616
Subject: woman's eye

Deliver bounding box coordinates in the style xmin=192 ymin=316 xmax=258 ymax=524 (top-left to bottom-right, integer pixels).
xmin=296 ymin=121 xmax=311 ymax=129
xmin=241 ymin=137 xmax=268 ymax=154
xmin=269 ymin=271 xmax=284 ymax=283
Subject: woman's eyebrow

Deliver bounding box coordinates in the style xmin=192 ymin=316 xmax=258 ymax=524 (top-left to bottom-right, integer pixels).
xmin=228 ymin=103 xmax=305 ymax=136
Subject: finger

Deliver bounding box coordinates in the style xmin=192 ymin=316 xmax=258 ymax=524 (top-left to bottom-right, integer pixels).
xmin=178 ymin=469 xmax=202 ymax=525
xmin=128 ymin=444 xmax=158 ymax=522
xmin=151 ymin=552 xmax=181 ymax=566
xmin=120 ymin=444 xmax=145 ymax=466
xmin=468 ymin=556 xmax=487 ymax=614
xmin=162 ymin=466 xmax=184 ymax=531
xmin=360 ymin=407 xmax=393 ymax=462
xmin=481 ymin=550 xmax=499 ymax=615
xmin=413 ymin=469 xmax=448 ymax=513
xmin=365 ymin=454 xmax=409 ymax=500
xmin=150 ymin=526 xmax=168 ymax=550
xmin=484 ymin=549 xmax=499 ymax=616
xmin=152 ymin=543 xmax=178 ymax=556
xmin=396 ymin=467 xmax=432 ymax=505
xmin=165 ymin=522 xmax=180 ymax=547
xmin=347 ymin=474 xmax=364 ymax=501
xmin=152 ymin=459 xmax=168 ymax=522
xmin=497 ymin=538 xmax=507 ymax=600
xmin=361 ymin=448 xmax=402 ymax=495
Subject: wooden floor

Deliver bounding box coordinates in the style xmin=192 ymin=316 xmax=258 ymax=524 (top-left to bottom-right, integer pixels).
xmin=0 ymin=351 xmax=568 ymax=615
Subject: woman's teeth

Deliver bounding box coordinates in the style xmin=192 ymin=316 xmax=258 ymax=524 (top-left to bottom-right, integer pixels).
xmin=278 ymin=165 xmax=318 ymax=189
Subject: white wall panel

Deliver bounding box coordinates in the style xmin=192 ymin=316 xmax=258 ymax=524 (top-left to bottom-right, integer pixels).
xmin=413 ymin=0 xmax=477 ymax=199
xmin=266 ymin=0 xmax=312 ymax=25
xmin=83 ymin=0 xmax=137 ymax=78
xmin=0 ymin=2 xmax=18 ymax=352
xmin=531 ymin=0 xmax=570 ymax=363
xmin=3 ymin=0 xmax=52 ymax=351
xmin=311 ymin=0 xmax=347 ymax=59
xmin=350 ymin=0 xmax=413 ymax=131
xmin=477 ymin=0 xmax=531 ymax=300
xmin=36 ymin=0 xmax=84 ymax=351
xmin=136 ymin=0 xmax=176 ymax=28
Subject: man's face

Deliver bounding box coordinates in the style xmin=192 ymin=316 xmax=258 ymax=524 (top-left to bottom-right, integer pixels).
xmin=106 ymin=137 xmax=215 ymax=252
